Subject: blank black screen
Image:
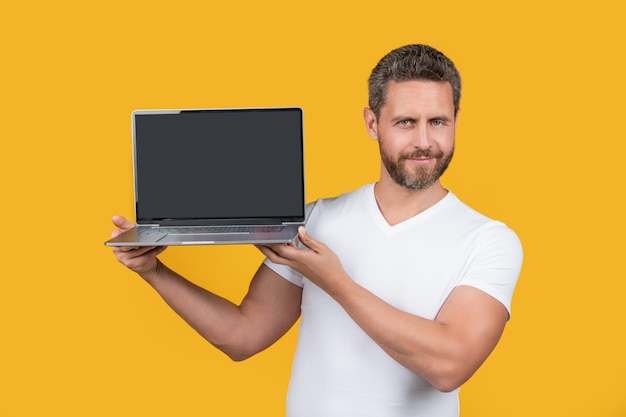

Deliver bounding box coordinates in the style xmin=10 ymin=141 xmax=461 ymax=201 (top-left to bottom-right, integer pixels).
xmin=133 ymin=108 xmax=305 ymax=222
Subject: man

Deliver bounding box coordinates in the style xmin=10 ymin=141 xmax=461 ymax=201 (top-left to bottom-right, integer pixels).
xmin=111 ymin=44 xmax=523 ymax=417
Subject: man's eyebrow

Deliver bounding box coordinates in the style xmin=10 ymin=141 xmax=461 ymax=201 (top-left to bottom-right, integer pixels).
xmin=431 ymin=115 xmax=454 ymax=122
xmin=390 ymin=115 xmax=453 ymax=123
xmin=390 ymin=115 xmax=417 ymax=123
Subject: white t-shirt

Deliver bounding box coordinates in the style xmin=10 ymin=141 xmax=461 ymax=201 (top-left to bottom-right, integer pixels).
xmin=264 ymin=184 xmax=523 ymax=417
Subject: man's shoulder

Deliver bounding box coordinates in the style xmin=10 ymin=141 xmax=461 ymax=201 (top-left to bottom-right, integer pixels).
xmin=445 ymin=192 xmax=501 ymax=223
xmin=443 ymin=192 xmax=520 ymax=239
xmin=313 ymin=183 xmax=373 ymax=209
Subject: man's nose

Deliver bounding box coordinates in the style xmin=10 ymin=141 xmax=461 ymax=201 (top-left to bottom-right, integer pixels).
xmin=411 ymin=123 xmax=431 ymax=149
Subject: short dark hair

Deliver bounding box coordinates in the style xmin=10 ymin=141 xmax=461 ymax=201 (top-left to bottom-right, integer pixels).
xmin=368 ymin=44 xmax=462 ymax=117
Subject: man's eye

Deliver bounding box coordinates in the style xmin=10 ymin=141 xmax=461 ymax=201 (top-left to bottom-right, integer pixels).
xmin=398 ymin=120 xmax=412 ymax=126
xmin=432 ymin=120 xmax=444 ymax=127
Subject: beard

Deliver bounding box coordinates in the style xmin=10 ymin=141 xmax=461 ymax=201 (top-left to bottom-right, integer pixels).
xmin=379 ymin=138 xmax=454 ymax=190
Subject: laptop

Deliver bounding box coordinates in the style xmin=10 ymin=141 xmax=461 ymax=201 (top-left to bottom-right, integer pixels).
xmin=105 ymin=107 xmax=308 ymax=246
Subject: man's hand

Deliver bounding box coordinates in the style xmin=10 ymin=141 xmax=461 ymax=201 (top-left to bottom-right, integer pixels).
xmin=257 ymin=227 xmax=349 ymax=294
xmin=110 ymin=215 xmax=168 ymax=278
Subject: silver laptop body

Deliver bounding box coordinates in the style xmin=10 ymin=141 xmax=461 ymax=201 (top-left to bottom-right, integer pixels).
xmin=105 ymin=107 xmax=307 ymax=246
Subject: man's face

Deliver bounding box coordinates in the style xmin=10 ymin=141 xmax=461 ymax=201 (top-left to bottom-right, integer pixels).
xmin=365 ymin=80 xmax=457 ymax=190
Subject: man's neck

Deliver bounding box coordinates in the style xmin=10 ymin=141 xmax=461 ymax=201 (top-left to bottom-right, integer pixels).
xmin=373 ymin=178 xmax=448 ymax=226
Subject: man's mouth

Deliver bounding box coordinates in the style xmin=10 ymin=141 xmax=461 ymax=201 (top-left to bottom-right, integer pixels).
xmin=401 ymin=149 xmax=442 ymax=162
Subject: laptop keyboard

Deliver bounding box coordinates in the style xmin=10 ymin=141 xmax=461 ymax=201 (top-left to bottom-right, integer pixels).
xmin=140 ymin=225 xmax=285 ymax=235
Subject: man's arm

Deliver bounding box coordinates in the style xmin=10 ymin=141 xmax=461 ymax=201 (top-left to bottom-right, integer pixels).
xmin=111 ymin=216 xmax=302 ymax=361
xmin=258 ymin=227 xmax=508 ymax=392
xmin=327 ymin=281 xmax=507 ymax=392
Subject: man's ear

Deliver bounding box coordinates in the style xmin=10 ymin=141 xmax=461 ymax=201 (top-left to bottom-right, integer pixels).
xmin=363 ymin=108 xmax=379 ymax=140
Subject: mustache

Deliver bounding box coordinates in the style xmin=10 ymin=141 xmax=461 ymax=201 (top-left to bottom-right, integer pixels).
xmin=399 ymin=149 xmax=444 ymax=160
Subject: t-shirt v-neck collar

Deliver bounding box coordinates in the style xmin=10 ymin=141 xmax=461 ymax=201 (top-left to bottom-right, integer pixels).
xmin=365 ymin=183 xmax=454 ymax=233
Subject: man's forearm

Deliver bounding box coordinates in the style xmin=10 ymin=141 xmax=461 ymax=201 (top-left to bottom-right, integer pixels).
xmin=139 ymin=260 xmax=251 ymax=359
xmin=137 ymin=261 xmax=302 ymax=362
xmin=326 ymin=277 xmax=507 ymax=392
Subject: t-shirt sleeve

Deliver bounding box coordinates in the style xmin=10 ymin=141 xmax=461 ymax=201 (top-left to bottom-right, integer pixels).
xmin=263 ymin=258 xmax=304 ymax=288
xmin=458 ymin=221 xmax=523 ymax=316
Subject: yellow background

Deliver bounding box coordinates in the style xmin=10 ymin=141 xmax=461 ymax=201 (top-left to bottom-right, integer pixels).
xmin=2 ymin=1 xmax=624 ymax=416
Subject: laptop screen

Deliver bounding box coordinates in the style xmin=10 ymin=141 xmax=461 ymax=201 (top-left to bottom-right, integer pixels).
xmin=132 ymin=108 xmax=305 ymax=224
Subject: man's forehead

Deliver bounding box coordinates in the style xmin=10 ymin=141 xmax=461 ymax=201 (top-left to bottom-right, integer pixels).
xmin=382 ymin=80 xmax=455 ymax=114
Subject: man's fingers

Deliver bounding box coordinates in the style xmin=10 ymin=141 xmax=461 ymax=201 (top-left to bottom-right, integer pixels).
xmin=297 ymin=227 xmax=320 ymax=253
xmin=256 ymin=243 xmax=294 ymax=265
xmin=113 ymin=245 xmax=155 ymax=258
xmin=112 ymin=215 xmax=135 ymax=231
xmin=153 ymin=245 xmax=168 ymax=257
